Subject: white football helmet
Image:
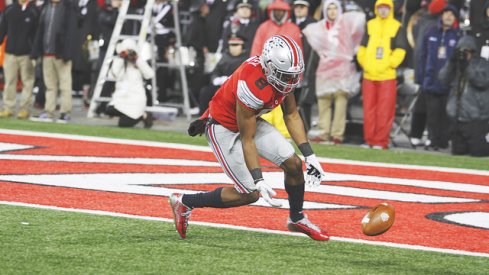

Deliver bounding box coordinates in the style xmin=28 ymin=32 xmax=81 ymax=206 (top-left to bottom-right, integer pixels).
xmin=260 ymin=35 xmax=304 ymax=95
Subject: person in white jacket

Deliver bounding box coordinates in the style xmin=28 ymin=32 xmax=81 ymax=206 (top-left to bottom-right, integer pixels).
xmin=106 ymin=39 xmax=155 ymax=128
xmin=303 ymin=0 xmax=365 ymax=144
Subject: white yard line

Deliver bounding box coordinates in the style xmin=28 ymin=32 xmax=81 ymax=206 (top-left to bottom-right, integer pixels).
xmin=1 ymin=201 xmax=488 ymax=258
xmin=0 ymin=172 xmax=479 ymax=203
xmin=1 ymin=128 xmax=488 ymax=176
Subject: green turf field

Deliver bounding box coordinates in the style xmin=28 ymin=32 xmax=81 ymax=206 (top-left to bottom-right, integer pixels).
xmin=1 ymin=204 xmax=488 ymax=275
xmin=1 ymin=119 xmax=488 ymax=274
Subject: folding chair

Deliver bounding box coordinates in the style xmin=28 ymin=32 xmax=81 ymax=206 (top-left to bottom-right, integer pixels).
xmin=390 ymin=69 xmax=420 ymax=148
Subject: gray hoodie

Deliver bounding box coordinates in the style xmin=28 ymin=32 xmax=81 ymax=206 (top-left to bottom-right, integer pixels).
xmin=440 ymin=35 xmax=489 ymax=122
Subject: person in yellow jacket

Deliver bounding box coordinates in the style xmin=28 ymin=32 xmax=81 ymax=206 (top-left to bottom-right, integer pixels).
xmin=357 ymin=0 xmax=407 ymax=149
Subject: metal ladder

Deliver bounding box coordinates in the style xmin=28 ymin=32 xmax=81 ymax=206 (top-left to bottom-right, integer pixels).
xmin=87 ymin=0 xmax=191 ymax=121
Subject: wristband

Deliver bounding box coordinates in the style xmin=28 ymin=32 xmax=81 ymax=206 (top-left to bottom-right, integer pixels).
xmin=298 ymin=142 xmax=314 ymax=157
xmin=250 ymin=168 xmax=263 ymax=183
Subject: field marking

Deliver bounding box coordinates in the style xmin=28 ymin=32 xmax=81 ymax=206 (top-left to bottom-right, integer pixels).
xmin=1 ymin=129 xmax=488 ymax=176
xmin=0 ymin=172 xmax=479 ymax=203
xmin=445 ymin=212 xmax=489 ymax=229
xmin=1 ymin=149 xmax=488 ymax=194
xmin=2 ymin=200 xmax=488 ymax=259
xmin=0 ymin=154 xmax=221 ymax=167
xmin=0 ymin=142 xmax=35 ymax=152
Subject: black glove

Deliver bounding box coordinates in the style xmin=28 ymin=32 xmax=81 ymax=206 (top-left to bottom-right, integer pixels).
xmin=188 ymin=118 xmax=207 ymax=136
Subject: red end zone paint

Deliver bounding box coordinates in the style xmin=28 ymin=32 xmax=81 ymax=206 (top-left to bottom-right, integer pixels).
xmin=0 ymin=131 xmax=488 ymax=255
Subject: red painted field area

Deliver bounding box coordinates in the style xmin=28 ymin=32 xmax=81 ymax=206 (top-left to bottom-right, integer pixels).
xmin=1 ymin=132 xmax=488 ymax=255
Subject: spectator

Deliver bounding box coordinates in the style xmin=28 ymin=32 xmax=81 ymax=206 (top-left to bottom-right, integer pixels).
xmin=251 ymin=0 xmax=302 ymax=57
xmin=93 ymin=0 xmax=123 ymax=115
xmin=0 ymin=0 xmax=39 ymax=119
xmin=409 ymin=0 xmax=448 ymax=147
xmin=97 ymin=0 xmax=121 ymax=72
xmin=251 ymin=0 xmax=302 ymax=138
xmin=357 ymin=0 xmax=407 ymax=149
xmin=105 ymin=39 xmax=155 ymax=128
xmin=204 ymin=0 xmax=228 ymax=53
xmin=152 ymin=0 xmax=175 ymax=57
xmin=291 ymin=0 xmax=316 ymax=132
xmin=220 ymin=0 xmax=259 ymax=52
xmin=202 ymin=0 xmax=228 ymax=75
xmin=30 ymin=0 xmax=77 ymax=123
xmin=72 ymin=0 xmax=98 ymax=107
xmin=198 ymin=35 xmax=248 ymax=114
xmin=470 ymin=1 xmax=489 ymax=54
xmin=355 ymin=0 xmax=404 ymax=21
xmin=439 ymin=35 xmax=489 ymax=156
xmin=416 ymin=4 xmax=460 ymax=150
xmin=31 ymin=0 xmax=48 ymax=109
xmin=292 ymin=0 xmax=314 ymax=29
xmin=185 ymin=0 xmax=210 ymax=110
xmin=152 ymin=0 xmax=175 ymax=102
xmin=304 ymin=0 xmax=365 ymax=144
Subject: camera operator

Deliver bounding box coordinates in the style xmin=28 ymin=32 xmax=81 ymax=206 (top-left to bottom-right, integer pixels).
xmin=105 ymin=39 xmax=155 ymax=128
xmin=439 ymin=35 xmax=489 ymax=156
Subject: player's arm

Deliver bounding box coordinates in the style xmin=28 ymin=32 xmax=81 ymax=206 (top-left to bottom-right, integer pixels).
xmin=282 ymin=95 xmax=308 ymax=145
xmin=236 ymin=101 xmax=261 ymax=171
xmin=282 ymin=94 xmax=326 ymax=187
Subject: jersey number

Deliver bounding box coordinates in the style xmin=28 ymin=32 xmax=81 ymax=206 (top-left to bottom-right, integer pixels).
xmin=255 ymin=77 xmax=268 ymax=90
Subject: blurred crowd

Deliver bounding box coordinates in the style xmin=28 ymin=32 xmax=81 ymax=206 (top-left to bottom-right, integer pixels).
xmin=0 ymin=0 xmax=488 ymax=156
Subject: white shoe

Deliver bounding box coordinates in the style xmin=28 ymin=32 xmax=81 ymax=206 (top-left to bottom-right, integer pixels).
xmin=410 ymin=138 xmax=422 ymax=146
xmin=372 ymin=145 xmax=384 ymax=150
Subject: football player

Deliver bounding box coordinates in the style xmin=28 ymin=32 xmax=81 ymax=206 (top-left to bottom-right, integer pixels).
xmin=170 ymin=35 xmax=329 ymax=241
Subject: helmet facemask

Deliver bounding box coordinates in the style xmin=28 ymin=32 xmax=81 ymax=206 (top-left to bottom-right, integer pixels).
xmin=265 ymin=60 xmax=303 ymax=95
xmin=261 ymin=35 xmax=304 ymax=95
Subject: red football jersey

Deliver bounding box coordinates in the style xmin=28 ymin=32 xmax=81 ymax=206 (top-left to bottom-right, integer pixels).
xmin=207 ymin=56 xmax=286 ymax=132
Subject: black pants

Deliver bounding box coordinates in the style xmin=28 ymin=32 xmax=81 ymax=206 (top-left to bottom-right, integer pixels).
xmin=106 ymin=105 xmax=141 ymax=128
xmin=425 ymin=93 xmax=449 ymax=148
xmin=451 ymin=119 xmax=489 ymax=157
xmin=409 ymin=91 xmax=427 ymax=139
xmin=95 ymin=81 xmax=116 ymax=115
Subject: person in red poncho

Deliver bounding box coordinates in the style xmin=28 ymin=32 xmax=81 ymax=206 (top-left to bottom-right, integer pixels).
xmin=250 ymin=0 xmax=303 ymax=138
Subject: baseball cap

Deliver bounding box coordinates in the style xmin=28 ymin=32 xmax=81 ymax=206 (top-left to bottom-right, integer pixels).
xmin=236 ymin=0 xmax=252 ymax=9
xmin=293 ymin=0 xmax=310 ymax=7
xmin=228 ymin=35 xmax=245 ymax=45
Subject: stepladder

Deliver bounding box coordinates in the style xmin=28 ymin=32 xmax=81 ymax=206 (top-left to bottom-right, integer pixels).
xmin=87 ymin=0 xmax=191 ymax=121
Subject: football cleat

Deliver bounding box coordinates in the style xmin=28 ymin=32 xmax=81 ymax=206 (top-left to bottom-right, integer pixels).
xmin=287 ymin=215 xmax=329 ymax=241
xmin=169 ymin=193 xmax=192 ymax=239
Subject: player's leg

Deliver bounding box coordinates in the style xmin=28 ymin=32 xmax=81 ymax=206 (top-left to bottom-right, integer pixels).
xmin=169 ymin=123 xmax=259 ymax=238
xmin=255 ymin=119 xmax=329 ymax=241
xmin=254 ymin=119 xmax=303 ymax=218
xmin=280 ymin=155 xmax=305 ymax=222
xmin=182 ymin=123 xmax=259 ymax=207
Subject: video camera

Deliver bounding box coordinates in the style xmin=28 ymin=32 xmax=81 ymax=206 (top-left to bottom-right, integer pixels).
xmin=456 ymin=48 xmax=472 ymax=61
xmin=119 ymin=49 xmax=138 ymax=63
xmin=454 ymin=48 xmax=474 ymax=71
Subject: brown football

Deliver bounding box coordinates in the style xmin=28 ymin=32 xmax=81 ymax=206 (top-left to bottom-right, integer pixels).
xmin=361 ymin=203 xmax=395 ymax=236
